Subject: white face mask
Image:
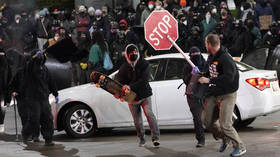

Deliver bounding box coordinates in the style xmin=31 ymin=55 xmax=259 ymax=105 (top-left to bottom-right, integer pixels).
xmin=16 ymin=19 xmax=20 ymax=23
xmin=206 ymin=14 xmax=211 ymax=24
xmin=54 ymin=36 xmax=59 ymax=41
xmin=156 ymin=6 xmax=161 ymax=10
xmin=193 ymin=0 xmax=198 ymax=7
xmin=35 ymin=14 xmax=40 ymax=19
xmin=211 ymin=8 xmax=217 ymax=14
xmin=183 ymin=20 xmax=187 ymax=26
xmin=240 ymin=6 xmax=244 ymax=11
xmin=96 ymin=17 xmax=101 ymax=20
xmin=148 ymin=4 xmax=154 ymax=10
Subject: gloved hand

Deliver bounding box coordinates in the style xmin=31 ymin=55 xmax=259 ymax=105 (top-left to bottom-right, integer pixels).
xmin=192 ymin=66 xmax=200 ymax=75
xmin=80 ymin=62 xmax=88 ymax=70
xmin=55 ymin=96 xmax=59 ymax=104
xmin=36 ymin=51 xmax=42 ymax=57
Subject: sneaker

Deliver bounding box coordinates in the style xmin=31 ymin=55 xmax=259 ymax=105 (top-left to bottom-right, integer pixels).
xmin=219 ymin=142 xmax=228 ymax=152
xmin=139 ymin=139 xmax=146 ymax=147
xmin=45 ymin=141 xmax=55 ymax=146
xmin=0 ymin=124 xmax=4 ymax=133
xmin=152 ymin=140 xmax=160 ymax=147
xmin=33 ymin=137 xmax=40 ymax=142
xmin=196 ymin=141 xmax=205 ymax=148
xmin=212 ymin=133 xmax=218 ymax=141
xmin=231 ymin=148 xmax=247 ymax=156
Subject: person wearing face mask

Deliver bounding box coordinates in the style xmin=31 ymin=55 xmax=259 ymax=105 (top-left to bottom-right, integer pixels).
xmin=110 ymin=30 xmax=127 ymax=70
xmin=10 ymin=14 xmax=25 ymax=52
xmin=20 ymin=50 xmax=58 ymax=146
xmin=215 ymin=9 xmax=233 ymax=46
xmin=135 ymin=1 xmax=146 ymax=25
xmin=95 ymin=9 xmax=110 ymax=41
xmin=245 ymin=17 xmax=262 ymax=49
xmin=76 ymin=5 xmax=90 ymax=40
xmin=119 ymin=19 xmax=139 ymax=45
xmin=43 ymin=32 xmax=60 ymax=49
xmin=183 ymin=46 xmax=207 ymax=148
xmin=178 ymin=14 xmax=189 ymax=52
xmin=115 ymin=44 xmax=160 ymax=147
xmin=140 ymin=1 xmax=154 ymax=26
xmin=201 ymin=11 xmax=217 ymax=40
xmin=228 ymin=20 xmax=253 ymax=57
xmin=36 ymin=10 xmax=51 ymax=51
xmin=155 ymin=0 xmax=164 ymax=10
xmin=0 ymin=49 xmax=12 ymax=133
xmin=88 ymin=7 xmax=96 ymax=25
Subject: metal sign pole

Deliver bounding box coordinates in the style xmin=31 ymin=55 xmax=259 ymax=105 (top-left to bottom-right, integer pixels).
xmin=167 ymin=35 xmax=196 ymax=69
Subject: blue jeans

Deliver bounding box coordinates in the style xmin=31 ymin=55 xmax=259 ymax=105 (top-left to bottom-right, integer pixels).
xmin=128 ymin=97 xmax=160 ymax=141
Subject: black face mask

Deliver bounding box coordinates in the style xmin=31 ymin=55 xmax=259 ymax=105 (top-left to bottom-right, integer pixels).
xmin=247 ymin=22 xmax=254 ymax=29
xmin=129 ymin=54 xmax=138 ymax=62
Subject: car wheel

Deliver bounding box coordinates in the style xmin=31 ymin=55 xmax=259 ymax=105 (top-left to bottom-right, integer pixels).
xmin=237 ymin=118 xmax=256 ymax=128
xmin=65 ymin=104 xmax=97 ymax=138
xmin=233 ymin=107 xmax=256 ymax=128
xmin=233 ymin=107 xmax=241 ymax=128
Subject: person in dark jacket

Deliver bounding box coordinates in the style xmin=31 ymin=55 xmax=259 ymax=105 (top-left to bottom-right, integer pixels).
xmin=198 ymin=34 xmax=246 ymax=157
xmin=115 ymin=44 xmax=160 ymax=147
xmin=0 ymin=49 xmax=12 ymax=133
xmin=183 ymin=47 xmax=207 ymax=148
xmin=17 ymin=51 xmax=58 ymax=146
xmin=36 ymin=10 xmax=51 ymax=50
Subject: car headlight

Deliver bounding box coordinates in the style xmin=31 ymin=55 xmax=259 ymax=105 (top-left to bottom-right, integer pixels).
xmin=49 ymin=95 xmax=56 ymax=104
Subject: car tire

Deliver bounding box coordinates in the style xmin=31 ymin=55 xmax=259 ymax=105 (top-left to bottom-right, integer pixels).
xmin=237 ymin=118 xmax=256 ymax=128
xmin=233 ymin=107 xmax=256 ymax=128
xmin=65 ymin=104 xmax=97 ymax=138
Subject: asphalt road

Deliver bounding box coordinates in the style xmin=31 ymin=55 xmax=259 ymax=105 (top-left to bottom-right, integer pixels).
xmin=0 ymin=106 xmax=279 ymax=157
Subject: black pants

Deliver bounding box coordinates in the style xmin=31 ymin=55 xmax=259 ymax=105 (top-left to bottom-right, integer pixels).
xmin=187 ymin=95 xmax=205 ymax=143
xmin=17 ymin=98 xmax=40 ymax=138
xmin=22 ymin=99 xmax=54 ymax=142
xmin=0 ymin=95 xmax=6 ymax=124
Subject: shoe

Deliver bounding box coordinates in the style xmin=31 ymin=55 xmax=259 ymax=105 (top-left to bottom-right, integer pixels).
xmin=219 ymin=142 xmax=228 ymax=152
xmin=152 ymin=140 xmax=160 ymax=147
xmin=33 ymin=137 xmax=40 ymax=142
xmin=196 ymin=141 xmax=205 ymax=148
xmin=139 ymin=139 xmax=146 ymax=147
xmin=231 ymin=148 xmax=247 ymax=156
xmin=45 ymin=141 xmax=55 ymax=146
xmin=212 ymin=133 xmax=218 ymax=141
xmin=0 ymin=124 xmax=4 ymax=133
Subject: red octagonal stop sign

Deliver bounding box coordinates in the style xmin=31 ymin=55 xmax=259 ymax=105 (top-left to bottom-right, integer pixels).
xmin=144 ymin=10 xmax=178 ymax=50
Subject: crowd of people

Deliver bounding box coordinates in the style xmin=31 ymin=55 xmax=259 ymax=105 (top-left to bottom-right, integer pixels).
xmin=0 ymin=0 xmax=279 ymax=84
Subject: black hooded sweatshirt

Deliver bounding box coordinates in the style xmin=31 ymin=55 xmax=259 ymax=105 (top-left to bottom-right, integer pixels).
xmin=206 ymin=47 xmax=239 ymax=96
xmin=115 ymin=57 xmax=152 ymax=101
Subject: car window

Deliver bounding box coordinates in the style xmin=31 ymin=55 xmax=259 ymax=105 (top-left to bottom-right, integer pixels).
xmin=148 ymin=59 xmax=165 ymax=82
xmin=165 ymin=58 xmax=186 ymax=80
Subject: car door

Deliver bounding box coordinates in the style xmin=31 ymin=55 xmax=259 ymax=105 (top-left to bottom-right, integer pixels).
xmin=152 ymin=58 xmax=193 ymax=126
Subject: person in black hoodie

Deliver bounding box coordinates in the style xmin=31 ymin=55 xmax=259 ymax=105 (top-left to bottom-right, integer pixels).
xmin=115 ymin=44 xmax=160 ymax=147
xmin=0 ymin=49 xmax=12 ymax=133
xmin=198 ymin=34 xmax=246 ymax=157
xmin=15 ymin=51 xmax=58 ymax=146
xmin=183 ymin=46 xmax=207 ymax=148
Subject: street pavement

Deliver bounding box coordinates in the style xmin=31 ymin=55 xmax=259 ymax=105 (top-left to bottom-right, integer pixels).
xmin=0 ymin=106 xmax=280 ymax=157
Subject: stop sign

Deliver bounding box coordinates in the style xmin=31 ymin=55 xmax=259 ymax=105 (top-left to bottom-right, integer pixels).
xmin=144 ymin=10 xmax=178 ymax=50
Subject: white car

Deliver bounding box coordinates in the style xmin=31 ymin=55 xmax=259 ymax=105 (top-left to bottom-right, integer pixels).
xmin=49 ymin=53 xmax=280 ymax=138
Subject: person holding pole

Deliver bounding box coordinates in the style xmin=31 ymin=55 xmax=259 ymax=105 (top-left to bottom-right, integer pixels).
xmin=198 ymin=34 xmax=246 ymax=157
xmin=183 ymin=46 xmax=207 ymax=147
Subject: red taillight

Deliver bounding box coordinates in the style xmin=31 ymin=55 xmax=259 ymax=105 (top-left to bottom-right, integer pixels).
xmin=246 ymin=78 xmax=270 ymax=91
